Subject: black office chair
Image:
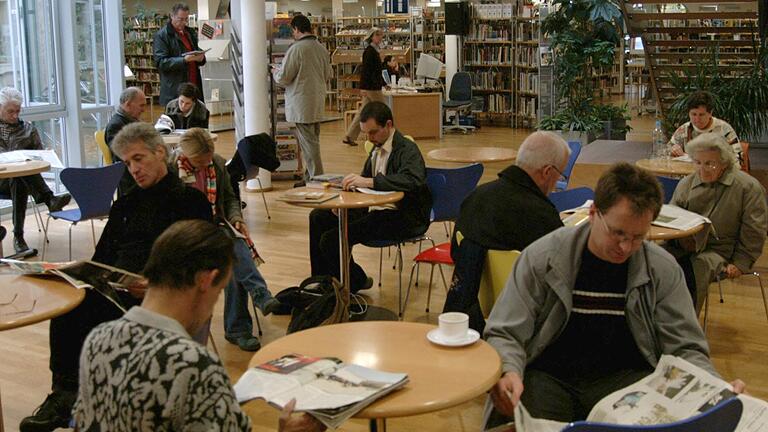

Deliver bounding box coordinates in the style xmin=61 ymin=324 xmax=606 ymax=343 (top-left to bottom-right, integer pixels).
xmin=442 ymin=71 xmax=475 ymax=133
xmin=227 ymin=133 xmax=280 ymax=219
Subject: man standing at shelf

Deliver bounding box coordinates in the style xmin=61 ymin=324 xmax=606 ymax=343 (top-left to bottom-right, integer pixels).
xmin=0 ymin=87 xmax=71 ymax=254
xmin=483 ymin=163 xmax=745 ymax=427
xmin=273 ymin=14 xmax=332 ymax=187
xmin=343 ymin=27 xmax=385 ymax=146
xmin=154 ymin=3 xmax=207 ymax=106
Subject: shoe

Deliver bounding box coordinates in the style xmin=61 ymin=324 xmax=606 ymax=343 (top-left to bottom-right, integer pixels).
xmin=293 ymin=180 xmax=306 ymax=188
xmin=225 ymin=334 xmax=261 ymax=352
xmin=46 ymin=194 xmax=71 ymax=212
xmin=262 ymin=298 xmax=282 ymax=316
xmin=351 ymin=277 xmax=374 ymax=294
xmin=342 ymin=138 xmax=358 ymax=146
xmin=14 ymin=235 xmax=29 ymax=253
xmin=19 ymin=390 xmax=76 ymax=432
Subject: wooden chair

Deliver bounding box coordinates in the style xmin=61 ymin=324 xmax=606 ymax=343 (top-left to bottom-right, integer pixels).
xmin=94 ymin=130 xmax=113 ymax=165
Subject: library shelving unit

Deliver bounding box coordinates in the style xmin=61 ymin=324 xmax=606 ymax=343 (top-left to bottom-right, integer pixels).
xmin=514 ymin=1 xmax=540 ymax=128
xmin=312 ymin=19 xmax=338 ymax=110
xmin=413 ymin=11 xmax=446 ymax=63
xmin=269 ymin=17 xmax=302 ymax=180
xmin=123 ymin=15 xmax=165 ymax=106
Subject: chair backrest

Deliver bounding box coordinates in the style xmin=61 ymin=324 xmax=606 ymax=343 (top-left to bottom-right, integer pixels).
xmin=478 ymin=249 xmax=521 ymax=317
xmin=656 ymin=176 xmax=680 ymax=204
xmin=449 ymin=71 xmax=473 ymax=102
xmin=549 ymin=187 xmax=595 ymax=213
xmin=236 ymin=133 xmax=280 ymax=179
xmin=59 ymin=163 xmax=124 ymax=220
xmin=425 ymin=163 xmax=484 ymax=222
xmin=94 ymin=130 xmax=113 ymax=165
xmin=555 ymin=141 xmax=582 ymax=191
xmin=739 ymin=141 xmax=750 ymax=172
xmin=561 ymin=397 xmax=742 ymax=432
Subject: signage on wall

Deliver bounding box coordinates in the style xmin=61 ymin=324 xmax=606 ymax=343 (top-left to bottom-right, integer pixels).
xmin=384 ymin=0 xmax=409 ymax=14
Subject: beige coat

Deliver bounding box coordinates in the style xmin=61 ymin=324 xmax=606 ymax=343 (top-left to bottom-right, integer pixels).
xmin=274 ymin=35 xmax=331 ymax=124
xmin=670 ymin=167 xmax=767 ymax=306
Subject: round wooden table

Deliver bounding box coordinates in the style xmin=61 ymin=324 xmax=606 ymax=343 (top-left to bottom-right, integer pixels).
xmin=282 ymin=188 xmax=404 ymax=321
xmin=636 ymin=158 xmax=695 ymax=177
xmin=560 ymin=211 xmax=705 ymax=240
xmin=161 ymin=131 xmax=218 ymax=146
xmin=247 ymin=321 xmax=502 ymax=428
xmin=427 ymin=147 xmax=517 ymax=164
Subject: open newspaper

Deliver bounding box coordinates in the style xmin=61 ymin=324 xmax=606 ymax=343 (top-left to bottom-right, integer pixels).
xmin=0 ymin=259 xmax=144 ymax=313
xmin=512 ymin=355 xmax=767 ymax=432
xmin=653 ymin=204 xmax=710 ymax=231
xmin=0 ymin=149 xmax=65 ymax=169
xmin=233 ymin=354 xmax=408 ymax=429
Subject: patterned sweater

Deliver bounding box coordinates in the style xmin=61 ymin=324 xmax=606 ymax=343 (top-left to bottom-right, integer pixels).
xmin=73 ymin=307 xmax=251 ymax=431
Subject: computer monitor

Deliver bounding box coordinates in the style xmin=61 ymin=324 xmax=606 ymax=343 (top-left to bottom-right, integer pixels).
xmin=382 ymin=69 xmax=392 ymax=86
xmin=415 ymin=53 xmax=444 ymax=82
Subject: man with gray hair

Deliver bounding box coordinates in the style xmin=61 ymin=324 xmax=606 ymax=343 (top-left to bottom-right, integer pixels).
xmin=21 ymin=123 xmax=211 ymax=432
xmin=105 ymin=86 xmax=147 ymax=195
xmin=665 ymin=134 xmax=767 ymax=313
xmin=443 ymin=131 xmax=570 ymax=332
xmin=0 ymin=87 xmax=71 ymax=253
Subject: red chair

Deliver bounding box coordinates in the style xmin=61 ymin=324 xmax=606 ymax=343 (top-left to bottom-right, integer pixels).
xmin=402 ymin=242 xmax=453 ymax=317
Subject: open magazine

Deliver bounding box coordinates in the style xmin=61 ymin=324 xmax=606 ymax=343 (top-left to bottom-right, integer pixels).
xmin=0 ymin=149 xmax=65 ymax=169
xmin=512 ymin=355 xmax=767 ymax=432
xmin=233 ymin=354 xmax=408 ymax=429
xmin=0 ymin=259 xmax=144 ymax=313
xmin=653 ymin=204 xmax=710 ymax=231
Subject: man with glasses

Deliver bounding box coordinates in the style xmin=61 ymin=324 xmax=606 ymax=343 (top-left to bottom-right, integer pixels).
xmin=482 ymin=163 xmax=745 ymax=426
xmin=443 ymin=131 xmax=570 ymax=332
xmin=665 ymin=134 xmax=766 ymax=313
xmin=154 ymin=3 xmax=206 ymax=106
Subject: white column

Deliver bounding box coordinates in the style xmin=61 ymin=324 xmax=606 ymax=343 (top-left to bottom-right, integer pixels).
xmin=445 ymin=35 xmax=459 ymax=100
xmin=241 ymin=0 xmax=272 ymax=190
xmin=59 ymin=0 xmax=84 ymax=167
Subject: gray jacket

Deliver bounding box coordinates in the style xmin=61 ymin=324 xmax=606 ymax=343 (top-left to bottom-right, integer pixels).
xmin=274 ymin=35 xmax=331 ymax=124
xmin=485 ymin=223 xmax=716 ymax=379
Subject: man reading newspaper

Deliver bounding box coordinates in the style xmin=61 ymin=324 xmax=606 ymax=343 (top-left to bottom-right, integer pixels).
xmin=483 ymin=163 xmax=746 ymax=428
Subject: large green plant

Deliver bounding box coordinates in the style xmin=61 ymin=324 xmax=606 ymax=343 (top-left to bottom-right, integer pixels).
xmin=665 ymin=41 xmax=768 ymax=141
xmin=539 ymin=0 xmax=623 ymax=131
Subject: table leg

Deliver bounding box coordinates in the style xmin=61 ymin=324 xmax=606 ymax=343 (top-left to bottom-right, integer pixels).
xmin=337 ymin=208 xmax=350 ymax=322
xmin=1 ymin=386 xmax=5 ymax=432
xmin=369 ymin=418 xmax=386 ymax=432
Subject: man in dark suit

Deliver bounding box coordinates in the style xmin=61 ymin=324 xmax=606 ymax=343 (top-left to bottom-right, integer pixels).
xmin=153 ymin=3 xmax=206 ymax=105
xmin=443 ymin=131 xmax=571 ymax=332
xmin=309 ymin=102 xmax=432 ymax=292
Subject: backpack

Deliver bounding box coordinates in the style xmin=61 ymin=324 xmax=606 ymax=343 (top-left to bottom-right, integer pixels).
xmin=276 ymin=275 xmax=346 ymax=334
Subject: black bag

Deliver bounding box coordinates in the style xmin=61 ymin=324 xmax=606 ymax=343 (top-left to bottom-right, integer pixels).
xmin=276 ymin=275 xmax=345 ymax=334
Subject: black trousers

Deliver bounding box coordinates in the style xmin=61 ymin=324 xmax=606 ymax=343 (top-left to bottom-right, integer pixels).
xmin=48 ymin=289 xmax=140 ymax=392
xmin=442 ymin=235 xmax=488 ymax=333
xmin=309 ymin=208 xmax=427 ymax=292
xmin=0 ymin=174 xmax=53 ymax=236
xmin=486 ymin=367 xmax=653 ymax=427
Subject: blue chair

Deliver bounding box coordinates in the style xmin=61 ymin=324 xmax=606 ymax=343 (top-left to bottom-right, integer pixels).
xmin=427 ymin=163 xmax=484 ymax=228
xmin=555 ymin=141 xmax=583 ymax=191
xmin=656 ymin=176 xmax=680 ymax=204
xmin=549 ymin=187 xmax=595 ymax=213
xmin=561 ymin=397 xmax=742 ymax=431
xmin=42 ymin=163 xmax=124 ymax=260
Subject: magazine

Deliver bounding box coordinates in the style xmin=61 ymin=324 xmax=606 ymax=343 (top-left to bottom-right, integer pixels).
xmin=0 ymin=259 xmax=145 ymax=313
xmin=514 ymin=355 xmax=768 ymax=432
xmin=278 ymin=190 xmax=339 ymax=203
xmin=309 ymin=173 xmax=345 ymax=188
xmin=181 ymin=48 xmax=211 ymax=56
xmin=233 ymin=354 xmax=409 ymax=428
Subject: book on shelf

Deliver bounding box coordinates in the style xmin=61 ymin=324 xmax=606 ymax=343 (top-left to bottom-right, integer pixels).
xmin=0 ymin=259 xmax=144 ymax=313
xmin=233 ymin=354 xmax=409 ymax=429
xmin=508 ymin=355 xmax=767 ymax=432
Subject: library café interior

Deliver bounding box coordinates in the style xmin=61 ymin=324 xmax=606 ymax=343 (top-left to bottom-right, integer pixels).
xmin=1 ymin=0 xmax=768 ymax=430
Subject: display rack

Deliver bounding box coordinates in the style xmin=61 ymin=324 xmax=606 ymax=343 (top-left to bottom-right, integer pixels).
xmin=270 ymin=17 xmax=303 ymax=180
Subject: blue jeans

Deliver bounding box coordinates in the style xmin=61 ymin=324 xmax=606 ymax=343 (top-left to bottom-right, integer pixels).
xmin=224 ymin=237 xmax=274 ymax=338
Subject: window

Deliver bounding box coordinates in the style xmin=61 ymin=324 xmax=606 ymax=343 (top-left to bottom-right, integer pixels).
xmin=76 ymin=0 xmax=108 ymax=106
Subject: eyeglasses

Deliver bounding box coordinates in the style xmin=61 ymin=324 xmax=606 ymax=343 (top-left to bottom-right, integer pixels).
xmin=597 ymin=212 xmax=647 ymax=245
xmin=173 ymin=15 xmax=190 ymax=22
xmin=692 ymin=159 xmax=721 ymax=171
xmin=550 ymin=165 xmax=568 ymax=183
xmin=0 ymin=294 xmax=37 ymax=315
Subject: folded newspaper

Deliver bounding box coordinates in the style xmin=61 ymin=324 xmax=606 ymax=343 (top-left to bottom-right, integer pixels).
xmin=233 ymin=354 xmax=408 ymax=429
xmin=512 ymin=355 xmax=767 ymax=432
xmin=0 ymin=259 xmax=144 ymax=313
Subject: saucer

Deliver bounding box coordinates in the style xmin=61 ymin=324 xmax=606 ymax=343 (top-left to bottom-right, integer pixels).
xmin=426 ymin=328 xmax=480 ymax=347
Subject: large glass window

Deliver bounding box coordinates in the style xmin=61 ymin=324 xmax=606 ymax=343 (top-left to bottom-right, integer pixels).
xmin=76 ymin=0 xmax=107 ymax=106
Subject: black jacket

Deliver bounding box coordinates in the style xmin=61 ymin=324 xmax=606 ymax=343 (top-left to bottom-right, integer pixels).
xmin=0 ymin=120 xmax=42 ymax=152
xmin=92 ymin=172 xmax=212 ymax=273
xmin=361 ymin=130 xmax=432 ymax=231
xmin=153 ymin=22 xmax=207 ymax=105
xmin=454 ymin=165 xmax=563 ymax=250
xmin=165 ymin=98 xmax=210 ymax=129
xmin=104 ymin=111 xmax=135 ymax=146
xmin=359 ymin=44 xmax=384 ymax=91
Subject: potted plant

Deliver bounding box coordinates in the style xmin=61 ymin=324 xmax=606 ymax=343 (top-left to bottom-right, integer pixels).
xmin=593 ymin=103 xmax=632 ymax=140
xmin=538 ymin=0 xmax=624 ymax=144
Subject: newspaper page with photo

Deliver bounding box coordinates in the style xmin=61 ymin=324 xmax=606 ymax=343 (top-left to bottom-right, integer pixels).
xmin=513 ymin=355 xmax=767 ymax=432
xmin=234 ymin=354 xmax=408 ymax=428
xmin=653 ymin=204 xmax=711 ymax=231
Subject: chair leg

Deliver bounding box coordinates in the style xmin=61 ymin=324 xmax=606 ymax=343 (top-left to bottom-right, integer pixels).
xmin=753 ymin=271 xmax=768 ymax=322
xmin=29 ymin=197 xmax=42 ymax=232
xmin=208 ymin=332 xmax=220 ymax=356
xmin=425 ymin=264 xmax=436 ymax=312
xmin=397 ymin=245 xmax=404 ymax=318
xmin=41 ymin=216 xmax=51 ymax=260
xmin=415 ymin=240 xmax=423 ymax=287
xmin=718 ymin=275 xmax=724 ymax=303
xmin=90 ymin=220 xmax=97 ymax=248
xmin=437 ymin=264 xmax=449 ymax=291
xmin=403 ymin=261 xmax=419 ymax=318
xmin=702 ymin=281 xmax=710 ymax=332
xmin=443 ymin=221 xmax=450 ymax=239
xmin=68 ymin=223 xmax=73 ymax=261
xmin=377 ymin=248 xmax=383 ymax=287
xmin=255 ymin=310 xmax=263 ymax=337
xmin=256 ymin=177 xmax=271 ymax=220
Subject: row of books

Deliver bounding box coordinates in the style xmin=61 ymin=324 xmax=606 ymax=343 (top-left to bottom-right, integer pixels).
xmin=518 ymin=97 xmax=538 ymax=118
xmin=471 ymin=71 xmax=512 ymax=91
xmin=470 ymin=24 xmax=511 ymax=41
xmin=519 ymin=72 xmax=540 ymax=93
xmin=484 ymin=94 xmax=513 ymax=113
xmin=472 ymin=3 xmax=514 ymax=20
xmin=516 ymin=47 xmax=540 ymax=66
xmin=467 ymin=46 xmax=512 ymax=64
xmin=516 ymin=22 xmax=540 ymax=41
xmin=126 ymin=57 xmax=155 ymax=68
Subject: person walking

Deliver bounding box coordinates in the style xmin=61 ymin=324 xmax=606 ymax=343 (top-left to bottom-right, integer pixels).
xmin=342 ymin=28 xmax=386 ymax=146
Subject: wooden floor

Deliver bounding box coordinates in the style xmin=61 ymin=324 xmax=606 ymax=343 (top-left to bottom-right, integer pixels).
xmin=0 ymin=115 xmax=766 ymax=431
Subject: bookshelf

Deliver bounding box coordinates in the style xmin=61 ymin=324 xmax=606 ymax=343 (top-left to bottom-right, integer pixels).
xmin=514 ymin=1 xmax=540 ymax=128
xmin=269 ymin=17 xmax=302 ymax=179
xmin=412 ymin=12 xmax=445 ymax=63
xmin=123 ymin=15 xmax=165 ymax=100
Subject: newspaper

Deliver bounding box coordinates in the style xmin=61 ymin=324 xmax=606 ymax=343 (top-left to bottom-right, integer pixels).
xmin=514 ymin=355 xmax=767 ymax=432
xmin=0 ymin=259 xmax=145 ymax=313
xmin=0 ymin=149 xmax=64 ymax=169
xmin=653 ymin=204 xmax=710 ymax=231
xmin=233 ymin=354 xmax=408 ymax=429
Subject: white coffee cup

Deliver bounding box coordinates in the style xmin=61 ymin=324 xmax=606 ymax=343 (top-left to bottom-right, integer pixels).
xmin=438 ymin=312 xmax=469 ymax=342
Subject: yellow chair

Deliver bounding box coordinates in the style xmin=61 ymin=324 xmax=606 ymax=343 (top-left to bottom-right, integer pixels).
xmin=94 ymin=130 xmax=113 ymax=165
xmin=478 ymin=249 xmax=521 ymax=317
